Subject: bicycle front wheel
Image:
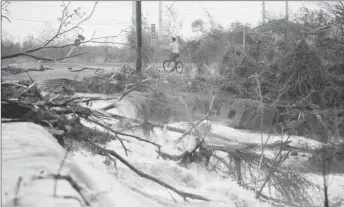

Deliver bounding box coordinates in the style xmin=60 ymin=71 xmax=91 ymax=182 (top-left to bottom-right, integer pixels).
xmin=175 ymin=61 xmax=184 ymax=74
xmin=163 ymin=60 xmax=175 ymax=73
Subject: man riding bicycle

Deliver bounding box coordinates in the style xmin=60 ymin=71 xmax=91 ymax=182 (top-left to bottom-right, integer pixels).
xmin=162 ymin=36 xmax=187 ymax=73
xmin=169 ymin=37 xmax=180 ymax=64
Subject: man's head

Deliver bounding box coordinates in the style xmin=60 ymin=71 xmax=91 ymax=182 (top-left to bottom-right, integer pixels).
xmin=172 ymin=37 xmax=176 ymax=42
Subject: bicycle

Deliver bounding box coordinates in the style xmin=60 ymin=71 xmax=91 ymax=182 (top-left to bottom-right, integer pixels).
xmin=163 ymin=54 xmax=184 ymax=74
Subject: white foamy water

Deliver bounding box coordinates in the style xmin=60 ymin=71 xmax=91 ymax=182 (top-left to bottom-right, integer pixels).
xmin=2 ymin=96 xmax=344 ymax=207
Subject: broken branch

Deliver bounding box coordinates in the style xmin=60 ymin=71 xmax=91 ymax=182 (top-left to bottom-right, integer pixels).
xmin=86 ymin=117 xmax=161 ymax=148
xmin=68 ymin=67 xmax=106 ymax=72
xmin=96 ymin=145 xmax=210 ymax=201
xmin=33 ymin=174 xmax=90 ymax=206
xmin=1 ymin=52 xmax=88 ymax=62
xmin=54 ymin=149 xmax=70 ymax=196
xmin=175 ymin=113 xmax=212 ymax=143
xmin=1 ymin=14 xmax=11 ymax=23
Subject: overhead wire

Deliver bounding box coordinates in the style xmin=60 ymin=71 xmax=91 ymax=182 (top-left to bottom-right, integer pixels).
xmin=5 ymin=2 xmax=265 ymax=39
xmin=8 ymin=2 xmax=251 ymax=27
xmin=13 ymin=2 xmax=131 ymax=9
xmin=9 ymin=17 xmax=129 ymax=26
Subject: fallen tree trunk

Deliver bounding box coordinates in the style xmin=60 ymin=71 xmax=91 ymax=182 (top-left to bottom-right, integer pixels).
xmin=104 ymin=113 xmax=237 ymax=142
xmin=208 ymin=140 xmax=293 ymax=151
xmin=103 ymin=112 xmax=311 ymax=151
xmin=158 ymin=140 xmax=293 ymax=162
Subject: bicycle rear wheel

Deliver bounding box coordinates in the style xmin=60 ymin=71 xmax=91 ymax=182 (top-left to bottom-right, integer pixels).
xmin=175 ymin=61 xmax=184 ymax=74
xmin=163 ymin=60 xmax=175 ymax=73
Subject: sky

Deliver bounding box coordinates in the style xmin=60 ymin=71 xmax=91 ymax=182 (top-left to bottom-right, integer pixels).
xmin=2 ymin=1 xmax=322 ymax=46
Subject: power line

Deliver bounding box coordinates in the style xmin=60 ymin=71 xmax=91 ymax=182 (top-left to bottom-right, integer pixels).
xmin=14 ymin=3 xmax=60 ymax=8
xmin=13 ymin=2 xmax=131 ymax=9
xmin=9 ymin=18 xmax=57 ymax=24
xmin=9 ymin=17 xmax=129 ymax=26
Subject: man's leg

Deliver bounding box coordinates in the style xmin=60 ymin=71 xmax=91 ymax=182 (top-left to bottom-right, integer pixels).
xmin=167 ymin=53 xmax=173 ymax=67
xmin=175 ymin=54 xmax=179 ymax=62
xmin=174 ymin=54 xmax=180 ymax=69
xmin=171 ymin=53 xmax=178 ymax=69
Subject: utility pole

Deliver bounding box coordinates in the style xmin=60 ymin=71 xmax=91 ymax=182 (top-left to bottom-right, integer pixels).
xmin=159 ymin=1 xmax=162 ymax=38
xmin=285 ymin=1 xmax=289 ymax=21
xmin=132 ymin=1 xmax=136 ymax=26
xmin=262 ymin=0 xmax=266 ymax=24
xmin=136 ymin=1 xmax=142 ymax=74
xmin=243 ymin=28 xmax=246 ymax=51
xmin=285 ymin=0 xmax=289 ymax=42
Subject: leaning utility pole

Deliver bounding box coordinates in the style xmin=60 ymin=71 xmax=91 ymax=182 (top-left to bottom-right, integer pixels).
xmin=136 ymin=1 xmax=142 ymax=74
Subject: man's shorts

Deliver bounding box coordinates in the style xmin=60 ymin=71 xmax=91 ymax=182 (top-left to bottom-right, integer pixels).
xmin=170 ymin=53 xmax=179 ymax=62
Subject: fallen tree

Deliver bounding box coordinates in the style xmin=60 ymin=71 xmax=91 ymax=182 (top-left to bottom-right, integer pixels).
xmin=1 ymin=78 xmax=213 ymax=203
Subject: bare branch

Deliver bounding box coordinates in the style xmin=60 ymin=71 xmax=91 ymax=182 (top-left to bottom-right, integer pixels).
xmin=1 ymin=49 xmax=88 ymax=62
xmin=55 ymin=195 xmax=86 ymax=207
xmin=44 ymin=1 xmax=72 ymax=46
xmin=2 ymin=1 xmax=10 ymax=7
xmin=2 ymin=13 xmax=129 ymax=61
xmin=3 ymin=66 xmax=54 ymax=75
xmin=68 ymin=67 xmax=105 ymax=72
xmin=2 ymin=53 xmax=56 ymax=61
xmin=33 ymin=174 xmax=90 ymax=206
xmin=118 ymin=78 xmax=152 ymax=102
xmin=101 ymin=78 xmax=152 ymax=111
xmin=1 ymin=15 xmax=11 ymax=23
xmin=14 ymin=176 xmax=22 ymax=205
xmin=57 ymin=2 xmax=99 ymax=38
xmin=54 ymin=149 xmax=70 ymax=196
xmin=32 ymin=38 xmax=126 ymax=53
xmin=2 ymin=37 xmax=127 ymax=60
xmin=118 ymin=85 xmax=140 ymax=102
xmin=95 ymin=145 xmax=210 ymax=202
xmin=339 ymin=1 xmax=344 ymax=9
xmin=166 ymin=1 xmax=176 ymax=11
xmin=54 ymin=52 xmax=88 ymax=61
xmin=256 ymin=136 xmax=292 ymax=199
xmin=86 ymin=41 xmax=128 ymax=45
xmin=86 ymin=117 xmax=162 ymax=149
xmin=198 ymin=1 xmax=216 ymax=27
xmin=114 ymin=133 xmax=130 ymax=156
